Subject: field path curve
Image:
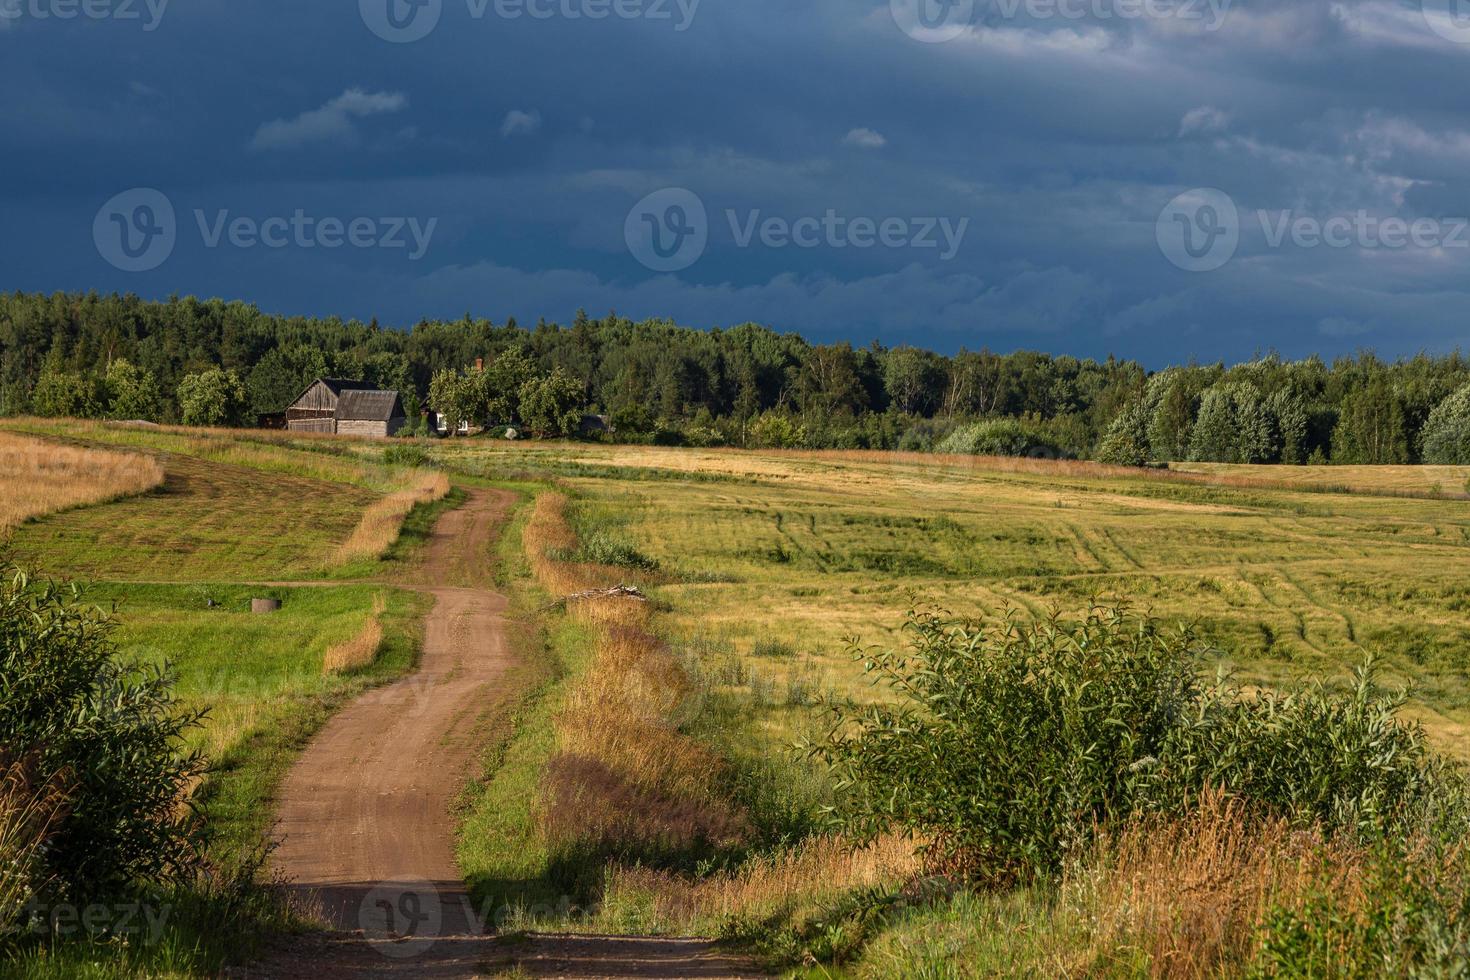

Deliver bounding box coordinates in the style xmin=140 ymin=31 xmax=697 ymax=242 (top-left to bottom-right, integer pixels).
xmin=260 ymin=488 xmax=761 ymax=979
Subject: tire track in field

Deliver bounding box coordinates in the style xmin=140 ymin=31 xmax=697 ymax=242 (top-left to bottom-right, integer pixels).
xmin=259 ymin=489 xmax=762 ymax=979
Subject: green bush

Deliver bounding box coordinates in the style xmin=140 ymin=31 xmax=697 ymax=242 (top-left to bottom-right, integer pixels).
xmin=0 ymin=568 xmax=204 ymax=907
xmin=382 ymin=443 xmax=431 ymax=468
xmin=1420 ymin=382 xmax=1470 ymax=464
xmin=936 ymin=418 xmax=1069 ymax=459
xmin=812 ymin=604 xmax=1466 ymax=885
xmin=812 ymin=605 xmax=1204 ymax=883
xmin=1162 ymin=659 xmax=1467 ymax=839
xmin=572 ymin=530 xmax=660 ymax=571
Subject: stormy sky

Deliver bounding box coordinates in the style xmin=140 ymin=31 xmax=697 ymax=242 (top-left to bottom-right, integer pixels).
xmin=4 ymin=0 xmax=1470 ymax=363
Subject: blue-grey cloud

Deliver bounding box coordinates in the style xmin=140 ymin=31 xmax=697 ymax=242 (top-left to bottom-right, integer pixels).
xmin=2 ymin=0 xmax=1469 ymax=364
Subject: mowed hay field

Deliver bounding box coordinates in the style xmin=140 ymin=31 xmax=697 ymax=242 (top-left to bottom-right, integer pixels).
xmin=442 ymin=441 xmax=1470 ymax=758
xmin=0 ymin=420 xmax=442 ymax=857
xmin=0 ymin=430 xmax=163 ymax=533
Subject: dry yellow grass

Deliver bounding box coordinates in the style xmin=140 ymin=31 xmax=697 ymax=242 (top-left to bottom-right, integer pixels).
xmin=0 ymin=432 xmax=163 ymax=535
xmin=603 ymin=834 xmax=921 ymax=933
xmin=333 ymin=470 xmax=450 ymax=565
xmin=321 ymin=592 xmax=388 ymax=675
xmin=0 ymin=758 xmax=68 ymax=928
xmin=524 ymin=491 xmax=748 ymax=855
xmin=1070 ymin=793 xmax=1364 ymax=977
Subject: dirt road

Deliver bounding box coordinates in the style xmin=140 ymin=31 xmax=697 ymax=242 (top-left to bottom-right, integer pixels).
xmin=258 ymin=489 xmax=761 ymax=979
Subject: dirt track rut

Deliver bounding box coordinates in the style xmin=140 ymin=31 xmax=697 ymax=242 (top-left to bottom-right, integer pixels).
xmin=257 ymin=489 xmax=761 ymax=979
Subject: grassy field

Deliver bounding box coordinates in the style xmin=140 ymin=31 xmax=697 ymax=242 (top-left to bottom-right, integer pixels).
xmin=437 ymin=441 xmax=1470 ymax=759
xmin=432 ymin=439 xmax=1470 ymax=975
xmin=8 ymin=422 xmax=1470 ymax=976
xmin=0 ymin=430 xmax=163 ymax=534
xmin=0 ymin=420 xmax=454 ymax=973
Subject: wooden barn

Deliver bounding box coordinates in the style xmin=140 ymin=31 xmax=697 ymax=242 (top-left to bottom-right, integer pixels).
xmin=285 ymin=379 xmax=408 ymax=438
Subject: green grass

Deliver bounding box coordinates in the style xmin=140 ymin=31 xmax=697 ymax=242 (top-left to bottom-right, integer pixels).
xmin=428 ymin=441 xmax=1470 ymax=758
xmin=0 ymin=423 xmax=459 ymax=977
xmin=455 ymin=498 xmax=587 ymax=928
xmin=8 ymin=452 xmax=375 ymax=582
xmin=456 ymin=615 xmax=587 ymax=928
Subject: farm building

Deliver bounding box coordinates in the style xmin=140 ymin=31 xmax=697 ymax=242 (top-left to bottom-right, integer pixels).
xmin=285 ymin=379 xmax=408 ymax=438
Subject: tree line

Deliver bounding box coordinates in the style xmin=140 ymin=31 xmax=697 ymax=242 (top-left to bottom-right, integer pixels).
xmin=2 ymin=290 xmax=1468 ymax=463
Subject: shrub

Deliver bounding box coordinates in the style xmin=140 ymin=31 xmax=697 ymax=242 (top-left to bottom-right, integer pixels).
xmin=746 ymin=411 xmax=806 ymax=449
xmin=936 ymin=418 xmax=1068 ymax=459
xmin=382 ymin=443 xmax=432 ymax=468
xmin=812 ymin=605 xmax=1205 ymax=884
xmin=177 ymin=368 xmax=248 ymax=428
xmin=812 ymin=604 xmax=1467 ymax=885
xmin=1095 ymin=403 xmax=1150 ymax=466
xmin=1161 ymin=658 xmax=1468 ymax=839
xmin=1420 ymin=381 xmax=1470 ymax=464
xmin=0 ymin=567 xmax=204 ymax=907
xmin=559 ymin=530 xmax=660 ymax=571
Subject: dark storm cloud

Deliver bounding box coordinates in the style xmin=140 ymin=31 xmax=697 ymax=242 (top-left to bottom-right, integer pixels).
xmin=2 ymin=0 xmax=1468 ymax=363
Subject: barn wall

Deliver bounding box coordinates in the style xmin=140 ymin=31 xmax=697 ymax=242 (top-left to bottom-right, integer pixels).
xmin=291 ymin=381 xmax=339 ymax=413
xmin=288 ymin=418 xmax=336 ymax=434
xmin=338 ymin=419 xmax=389 ymax=439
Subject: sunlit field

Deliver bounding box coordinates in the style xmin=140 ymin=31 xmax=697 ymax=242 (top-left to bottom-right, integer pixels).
xmin=0 ymin=430 xmax=163 ymax=534
xmin=0 ymin=420 xmax=445 ymax=860
xmin=438 ymin=440 xmax=1470 ymax=758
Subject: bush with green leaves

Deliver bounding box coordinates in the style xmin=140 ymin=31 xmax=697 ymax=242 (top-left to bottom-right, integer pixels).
xmin=1420 ymin=381 xmax=1470 ymax=464
xmin=1095 ymin=402 xmax=1151 ymax=466
xmin=0 ymin=568 xmax=204 ymax=907
xmin=382 ymin=443 xmax=432 ymax=468
xmin=177 ymin=368 xmax=248 ymax=428
xmin=812 ymin=605 xmax=1206 ymax=883
xmin=813 ymin=604 xmax=1466 ymax=885
xmin=935 ymin=417 xmax=1068 ymax=459
xmin=1160 ymin=659 xmax=1467 ymax=839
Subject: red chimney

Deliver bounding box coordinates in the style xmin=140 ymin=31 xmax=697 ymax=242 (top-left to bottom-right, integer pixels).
xmin=475 ymin=357 xmax=484 ymax=372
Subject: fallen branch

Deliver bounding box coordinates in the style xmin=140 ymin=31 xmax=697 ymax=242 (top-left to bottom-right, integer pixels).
xmin=544 ymin=585 xmax=648 ymax=609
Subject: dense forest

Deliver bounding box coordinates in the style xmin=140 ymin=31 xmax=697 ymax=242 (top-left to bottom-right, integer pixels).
xmin=3 ymin=290 xmax=1470 ymax=464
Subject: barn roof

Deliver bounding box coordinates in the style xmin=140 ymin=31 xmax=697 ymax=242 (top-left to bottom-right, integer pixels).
xmin=319 ymin=378 xmax=381 ymax=396
xmin=285 ymin=377 xmax=382 ymax=411
xmin=336 ymin=389 xmax=404 ymax=421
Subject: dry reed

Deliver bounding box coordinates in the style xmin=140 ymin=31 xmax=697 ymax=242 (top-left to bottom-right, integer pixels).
xmin=0 ymin=758 xmax=68 ymax=933
xmin=0 ymin=432 xmax=163 ymax=535
xmin=1068 ymin=792 xmax=1365 ymax=977
xmin=333 ymin=470 xmax=450 ymax=565
xmin=603 ymin=833 xmax=921 ymax=931
xmin=524 ymin=490 xmax=747 ymax=855
xmin=321 ymin=592 xmax=388 ymax=674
